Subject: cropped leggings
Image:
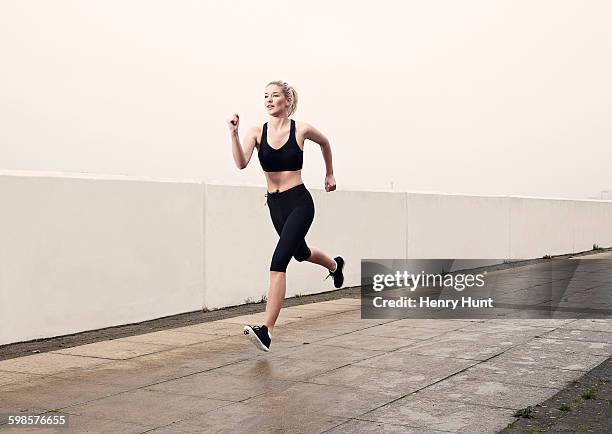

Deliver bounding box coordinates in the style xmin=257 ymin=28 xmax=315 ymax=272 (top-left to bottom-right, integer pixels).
xmin=265 ymin=183 xmax=315 ymax=272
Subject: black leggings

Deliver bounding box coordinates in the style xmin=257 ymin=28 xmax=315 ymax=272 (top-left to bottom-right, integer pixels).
xmin=265 ymin=183 xmax=315 ymax=272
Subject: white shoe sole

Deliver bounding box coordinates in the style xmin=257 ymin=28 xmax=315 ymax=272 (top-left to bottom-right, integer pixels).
xmin=243 ymin=325 xmax=270 ymax=352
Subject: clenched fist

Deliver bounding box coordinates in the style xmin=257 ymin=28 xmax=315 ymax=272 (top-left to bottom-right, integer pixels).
xmin=227 ymin=113 xmax=239 ymax=132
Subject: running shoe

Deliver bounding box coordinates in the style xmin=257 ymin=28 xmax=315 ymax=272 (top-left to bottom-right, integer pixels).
xmin=324 ymin=255 xmax=345 ymax=288
xmin=243 ymin=324 xmax=271 ymax=352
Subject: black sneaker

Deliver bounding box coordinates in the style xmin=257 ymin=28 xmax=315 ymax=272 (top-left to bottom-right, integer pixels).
xmin=324 ymin=256 xmax=345 ymax=288
xmin=243 ymin=324 xmax=271 ymax=352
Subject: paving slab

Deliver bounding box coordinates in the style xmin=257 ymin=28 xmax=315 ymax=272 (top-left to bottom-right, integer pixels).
xmin=491 ymin=345 xmax=609 ymax=371
xmin=145 ymin=401 xmax=347 ymax=433
xmin=542 ymin=328 xmax=612 ymax=344
xmin=48 ymin=357 xmax=200 ymax=388
xmin=354 ymin=322 xmax=452 ymax=340
xmin=354 ymin=352 xmax=477 ymax=379
xmin=486 ymin=318 xmax=578 ymax=328
xmin=326 ymin=419 xmax=445 ymax=433
xmin=287 ymin=301 xmax=359 ymax=311
xmin=281 ymin=322 xmax=372 ymax=337
xmin=361 ymin=395 xmax=515 ymax=434
xmin=313 ymin=332 xmax=418 ymax=352
xmin=326 ymin=310 xmax=395 ymax=324
xmin=515 ymin=336 xmax=611 ymax=356
xmin=281 ymin=305 xmax=343 ymax=318
xmin=213 ymin=355 xmax=350 ymax=382
xmin=171 ymin=321 xmax=251 ymax=336
xmin=457 ymin=360 xmax=586 ymax=389
xmin=305 ymin=310 xmax=391 ymax=325
xmin=305 ymin=363 xmax=440 ymax=397
xmin=143 ymin=370 xmax=296 ymax=401
xmin=393 ymin=318 xmax=483 ymax=331
xmin=270 ymin=324 xmax=345 ymax=343
xmin=216 ymin=312 xmax=303 ymax=326
xmin=61 ymin=388 xmax=230 ymax=429
xmin=321 ymin=298 xmax=361 ymax=305
xmin=396 ymin=335 xmax=516 ymax=361
xmin=426 ymin=329 xmax=545 ymax=345
xmin=281 ymin=317 xmax=383 ymax=335
xmin=113 ymin=329 xmax=225 ymax=346
xmin=419 ymin=373 xmax=560 ymax=409
xmin=52 ymin=339 xmax=176 ymax=360
xmin=0 ymin=375 xmax=133 ymax=414
xmin=457 ymin=321 xmax=555 ymax=336
xmin=265 ymin=341 xmax=385 ymax=364
xmin=0 ymin=370 xmax=45 ymax=387
xmin=560 ymin=318 xmax=612 ymax=332
xmin=242 ymin=381 xmax=395 ymax=419
xmin=0 ymin=352 xmax=109 ymax=375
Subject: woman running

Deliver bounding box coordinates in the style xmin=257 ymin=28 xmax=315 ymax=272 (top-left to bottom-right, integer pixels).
xmin=228 ymin=80 xmax=345 ymax=352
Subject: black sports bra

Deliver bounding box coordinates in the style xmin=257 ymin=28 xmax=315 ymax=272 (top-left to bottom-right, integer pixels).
xmin=258 ymin=119 xmax=303 ymax=172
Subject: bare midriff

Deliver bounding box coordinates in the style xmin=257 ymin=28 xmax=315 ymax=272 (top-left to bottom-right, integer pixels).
xmin=259 ymin=126 xmax=305 ymax=193
xmin=264 ymin=170 xmax=303 ymax=193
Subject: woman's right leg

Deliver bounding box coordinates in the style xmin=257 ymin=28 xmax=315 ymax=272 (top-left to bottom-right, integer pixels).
xmin=302 ymin=245 xmax=337 ymax=271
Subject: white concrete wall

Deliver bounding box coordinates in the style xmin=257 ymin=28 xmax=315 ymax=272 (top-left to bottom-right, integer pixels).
xmin=0 ymin=172 xmax=205 ymax=346
xmin=1 ymin=172 xmax=611 ymax=345
xmin=406 ymin=193 xmax=510 ymax=259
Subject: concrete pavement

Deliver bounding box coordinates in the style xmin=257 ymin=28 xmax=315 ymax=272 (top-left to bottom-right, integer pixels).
xmin=1 ymin=297 xmax=610 ymax=433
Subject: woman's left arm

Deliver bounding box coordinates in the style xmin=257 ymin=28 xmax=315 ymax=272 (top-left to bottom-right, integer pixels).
xmin=303 ymin=122 xmax=336 ymax=192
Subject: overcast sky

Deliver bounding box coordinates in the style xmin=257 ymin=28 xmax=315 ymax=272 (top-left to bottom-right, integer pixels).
xmin=1 ymin=0 xmax=610 ymax=199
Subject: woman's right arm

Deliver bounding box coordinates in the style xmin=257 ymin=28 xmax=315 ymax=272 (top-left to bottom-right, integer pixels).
xmin=228 ymin=113 xmax=258 ymax=170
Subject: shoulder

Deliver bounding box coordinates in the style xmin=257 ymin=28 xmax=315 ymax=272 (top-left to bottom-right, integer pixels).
xmin=244 ymin=125 xmax=259 ymax=138
xmin=245 ymin=125 xmax=263 ymax=148
xmin=295 ymin=120 xmax=320 ymax=139
xmin=295 ymin=121 xmax=328 ymax=145
xmin=294 ymin=120 xmax=313 ymax=136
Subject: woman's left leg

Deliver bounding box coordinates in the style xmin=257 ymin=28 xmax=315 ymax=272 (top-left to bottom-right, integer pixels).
xmin=302 ymin=245 xmax=337 ymax=271
xmin=264 ymin=271 xmax=286 ymax=333
xmin=264 ymin=201 xmax=314 ymax=332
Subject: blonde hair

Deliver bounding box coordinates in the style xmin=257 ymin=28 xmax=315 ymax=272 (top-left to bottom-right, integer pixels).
xmin=266 ymin=80 xmax=298 ymax=116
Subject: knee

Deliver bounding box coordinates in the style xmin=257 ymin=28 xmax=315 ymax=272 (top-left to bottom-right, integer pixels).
xmin=270 ymin=256 xmax=289 ymax=272
xmin=293 ymin=246 xmax=312 ymax=262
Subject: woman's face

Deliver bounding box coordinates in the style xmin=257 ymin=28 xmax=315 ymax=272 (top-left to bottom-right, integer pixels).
xmin=265 ymin=85 xmax=289 ymax=116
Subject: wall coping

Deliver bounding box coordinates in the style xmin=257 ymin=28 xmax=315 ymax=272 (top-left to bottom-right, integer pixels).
xmin=1 ymin=169 xmax=609 ymax=203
